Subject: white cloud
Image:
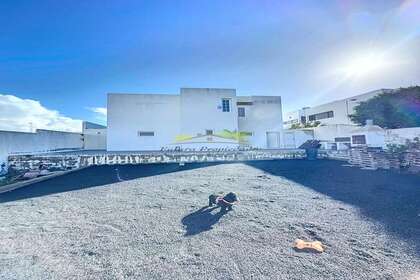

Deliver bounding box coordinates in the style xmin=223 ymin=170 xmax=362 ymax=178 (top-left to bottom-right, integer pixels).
xmin=87 ymin=107 xmax=107 ymax=122
xmin=0 ymin=94 xmax=82 ymax=133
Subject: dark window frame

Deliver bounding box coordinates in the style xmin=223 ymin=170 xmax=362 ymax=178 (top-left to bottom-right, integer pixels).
xmin=352 ymin=135 xmax=366 ymax=144
xmin=236 ymin=101 xmax=253 ymax=106
xmin=334 ymin=137 xmax=351 ymax=142
xmin=138 ymin=131 xmax=155 ymax=136
xmin=308 ymin=110 xmax=334 ymax=121
xmin=222 ymin=99 xmax=231 ymax=112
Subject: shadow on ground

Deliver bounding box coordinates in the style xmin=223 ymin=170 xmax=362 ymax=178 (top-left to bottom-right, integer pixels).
xmin=182 ymin=206 xmax=230 ymax=236
xmin=247 ymin=159 xmax=420 ymax=255
xmin=0 ymin=162 xmax=219 ymax=203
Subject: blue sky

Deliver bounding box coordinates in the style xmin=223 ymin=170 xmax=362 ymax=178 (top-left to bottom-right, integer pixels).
xmin=0 ymin=0 xmax=419 ymax=131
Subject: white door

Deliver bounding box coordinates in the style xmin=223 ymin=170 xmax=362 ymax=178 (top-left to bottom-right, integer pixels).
xmin=266 ymin=132 xmax=280 ymax=149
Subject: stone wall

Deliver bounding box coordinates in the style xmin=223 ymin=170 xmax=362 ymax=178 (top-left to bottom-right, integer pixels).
xmin=347 ymin=147 xmax=420 ymax=173
xmin=8 ymin=149 xmax=307 ymax=172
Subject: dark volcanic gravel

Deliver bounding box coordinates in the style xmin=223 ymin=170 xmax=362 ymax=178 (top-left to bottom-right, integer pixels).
xmin=0 ymin=160 xmax=419 ymax=280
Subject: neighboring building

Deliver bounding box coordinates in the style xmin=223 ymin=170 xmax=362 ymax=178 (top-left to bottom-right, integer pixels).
xmin=283 ymin=89 xmax=394 ymax=128
xmin=0 ymin=121 xmax=108 ymax=171
xmin=0 ymin=129 xmax=84 ymax=170
xmin=107 ymin=88 xmax=283 ymax=151
xmin=349 ymin=120 xmax=386 ymax=148
xmin=82 ymin=121 xmax=107 ymax=150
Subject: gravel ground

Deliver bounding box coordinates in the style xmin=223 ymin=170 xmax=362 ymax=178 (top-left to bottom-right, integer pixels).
xmin=0 ymin=160 xmax=419 ymax=280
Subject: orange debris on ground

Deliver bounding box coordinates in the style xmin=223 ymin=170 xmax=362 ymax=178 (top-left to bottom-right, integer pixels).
xmin=294 ymin=239 xmax=325 ymax=253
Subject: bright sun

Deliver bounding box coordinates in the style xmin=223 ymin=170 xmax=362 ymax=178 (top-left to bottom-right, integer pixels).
xmin=339 ymin=53 xmax=388 ymax=78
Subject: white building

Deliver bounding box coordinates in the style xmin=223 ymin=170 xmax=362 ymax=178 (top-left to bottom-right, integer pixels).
xmin=107 ymin=88 xmax=283 ymax=151
xmin=82 ymin=121 xmax=107 ymax=150
xmin=283 ymin=89 xmax=394 ymax=128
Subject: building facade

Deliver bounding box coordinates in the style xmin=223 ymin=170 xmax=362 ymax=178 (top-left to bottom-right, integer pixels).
xmin=82 ymin=121 xmax=107 ymax=150
xmin=283 ymin=89 xmax=394 ymax=128
xmin=107 ymin=88 xmax=283 ymax=151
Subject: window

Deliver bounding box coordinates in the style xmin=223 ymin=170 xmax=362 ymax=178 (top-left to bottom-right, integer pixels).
xmin=236 ymin=101 xmax=253 ymax=106
xmin=300 ymin=116 xmax=306 ymax=124
xmin=205 ymin=130 xmax=213 ymax=135
xmin=222 ymin=99 xmax=230 ymax=112
xmin=238 ymin=107 xmax=245 ymax=117
xmin=308 ymin=111 xmax=334 ymax=121
xmin=335 ymin=137 xmax=351 ymax=142
xmin=138 ymin=131 xmax=154 ymax=136
xmin=352 ymin=135 xmax=366 ymax=144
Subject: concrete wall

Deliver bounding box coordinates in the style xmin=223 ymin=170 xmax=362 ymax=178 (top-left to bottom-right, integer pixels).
xmin=283 ymin=129 xmax=314 ymax=148
xmin=82 ymin=121 xmax=107 ymax=150
xmin=84 ymin=134 xmax=107 ymax=150
xmin=0 ymin=129 xmax=83 ymax=169
xmin=385 ymin=127 xmax=420 ymax=146
xmin=107 ymin=93 xmax=181 ymax=151
xmin=311 ymin=124 xmax=420 ymax=149
xmin=313 ymin=124 xmax=357 ymax=142
xmin=180 ymin=88 xmax=238 ymax=138
xmin=238 ymin=96 xmax=283 ymax=148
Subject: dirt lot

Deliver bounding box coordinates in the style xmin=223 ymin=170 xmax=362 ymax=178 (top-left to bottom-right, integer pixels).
xmin=0 ymin=160 xmax=419 ymax=280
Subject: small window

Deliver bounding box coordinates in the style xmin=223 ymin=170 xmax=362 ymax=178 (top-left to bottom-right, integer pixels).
xmin=138 ymin=131 xmax=154 ymax=136
xmin=352 ymin=135 xmax=366 ymax=144
xmin=236 ymin=101 xmax=253 ymax=106
xmin=335 ymin=137 xmax=351 ymax=142
xmin=238 ymin=107 xmax=245 ymax=117
xmin=205 ymin=130 xmax=213 ymax=135
xmin=222 ymin=99 xmax=230 ymax=112
xmin=308 ymin=111 xmax=334 ymax=121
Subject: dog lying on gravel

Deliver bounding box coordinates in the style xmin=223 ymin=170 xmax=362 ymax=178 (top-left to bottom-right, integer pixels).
xmin=208 ymin=192 xmax=239 ymax=211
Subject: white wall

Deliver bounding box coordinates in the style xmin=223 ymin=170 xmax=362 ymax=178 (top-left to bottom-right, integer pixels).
xmin=0 ymin=129 xmax=83 ymax=169
xmin=313 ymin=124 xmax=357 ymax=141
xmin=84 ymin=134 xmax=107 ymax=150
xmin=180 ymin=88 xmax=238 ymax=137
xmin=283 ymin=129 xmax=314 ymax=148
xmin=385 ymin=127 xmax=420 ymax=146
xmin=284 ymin=89 xmax=392 ymax=127
xmin=107 ymin=93 xmax=181 ymax=151
xmin=238 ymin=96 xmax=283 ymax=148
xmin=82 ymin=122 xmax=107 ymax=150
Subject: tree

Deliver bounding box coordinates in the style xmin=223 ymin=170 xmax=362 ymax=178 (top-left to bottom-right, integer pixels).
xmin=290 ymin=121 xmax=321 ymax=129
xmin=349 ymin=86 xmax=420 ymax=129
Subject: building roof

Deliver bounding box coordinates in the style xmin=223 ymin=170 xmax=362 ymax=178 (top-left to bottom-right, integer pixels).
xmin=83 ymin=121 xmax=106 ymax=129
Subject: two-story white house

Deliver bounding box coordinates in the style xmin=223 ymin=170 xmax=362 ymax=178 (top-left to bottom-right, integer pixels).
xmin=283 ymin=89 xmax=394 ymax=128
xmin=107 ymin=88 xmax=283 ymax=151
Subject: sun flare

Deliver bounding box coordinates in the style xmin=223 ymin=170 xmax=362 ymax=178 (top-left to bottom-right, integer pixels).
xmin=339 ymin=53 xmax=388 ymax=77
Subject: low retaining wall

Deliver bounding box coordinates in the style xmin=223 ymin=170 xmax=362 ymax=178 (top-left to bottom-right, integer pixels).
xmin=318 ymin=150 xmax=350 ymax=161
xmin=8 ymin=149 xmax=307 ymax=172
xmin=321 ymin=147 xmax=420 ymax=173
xmin=348 ymin=147 xmax=420 ymax=173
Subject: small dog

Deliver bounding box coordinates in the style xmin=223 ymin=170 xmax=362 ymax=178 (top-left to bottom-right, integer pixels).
xmin=208 ymin=192 xmax=239 ymax=211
